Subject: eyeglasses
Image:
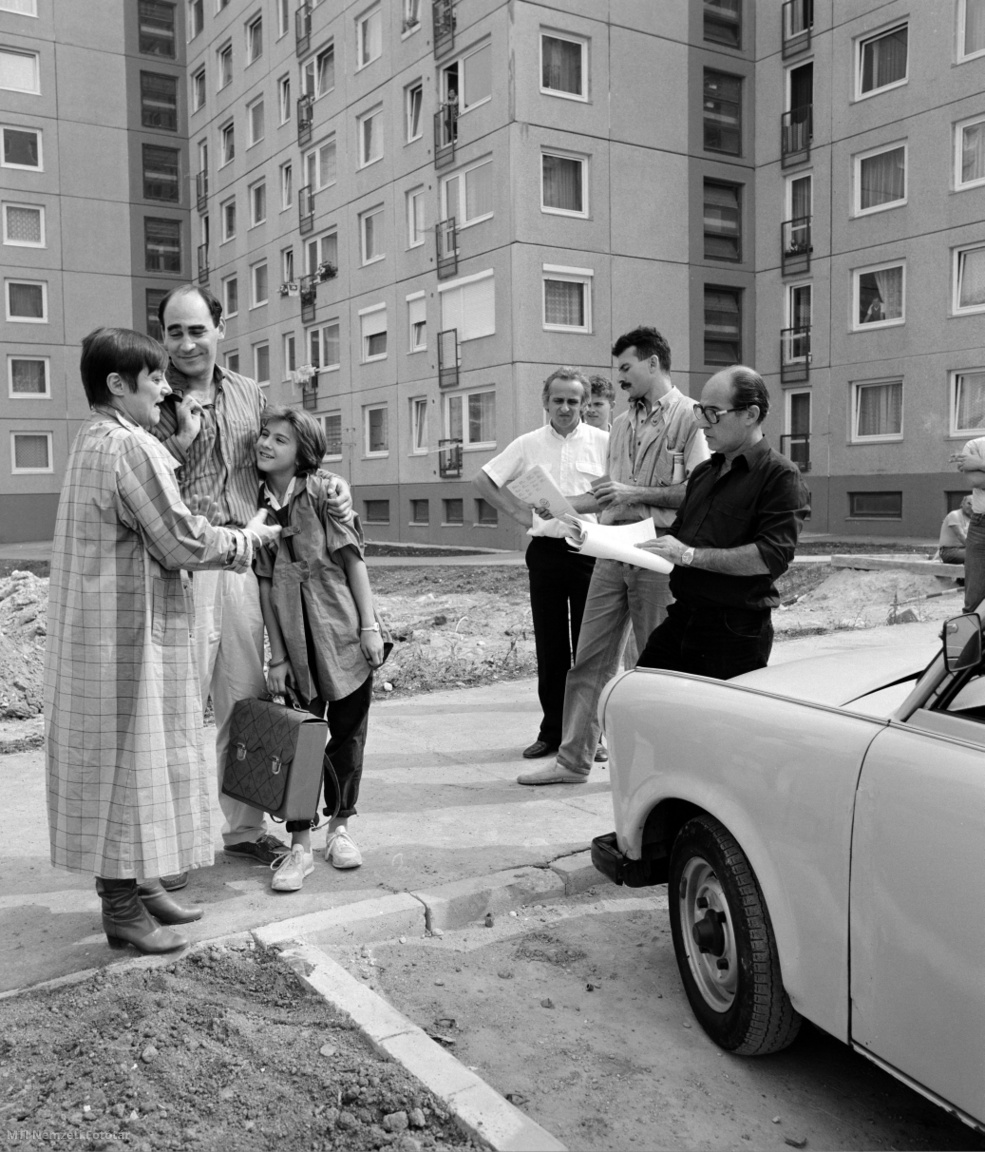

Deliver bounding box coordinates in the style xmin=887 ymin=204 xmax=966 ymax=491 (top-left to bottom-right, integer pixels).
xmin=692 ymin=403 xmax=750 ymax=425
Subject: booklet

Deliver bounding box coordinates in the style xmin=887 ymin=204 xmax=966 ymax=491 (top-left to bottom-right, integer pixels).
xmin=506 ymin=464 xmax=577 ymax=520
xmin=562 ymin=518 xmax=673 ymax=574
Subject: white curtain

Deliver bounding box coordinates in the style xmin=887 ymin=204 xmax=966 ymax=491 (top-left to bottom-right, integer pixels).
xmin=542 ymin=36 xmax=581 ymax=93
xmin=957 ymin=371 xmax=985 ymax=429
xmin=965 ymin=0 xmax=985 ymax=55
xmin=860 ymin=147 xmax=904 ymax=208
xmin=863 ymin=26 xmax=907 ymax=89
xmin=857 ymin=382 xmax=902 ymax=437
xmin=468 ymin=393 xmax=495 ymax=444
xmin=545 ymin=279 xmax=584 ymax=326
xmin=543 ymin=154 xmax=582 ymax=212
xmin=870 ymin=266 xmax=903 ymax=320
xmin=959 ymin=247 xmax=985 ymax=308
xmin=962 ymin=121 xmax=985 ymax=183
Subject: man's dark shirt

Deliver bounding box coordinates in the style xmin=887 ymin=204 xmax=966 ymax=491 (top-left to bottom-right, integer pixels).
xmin=669 ymin=438 xmax=809 ymax=611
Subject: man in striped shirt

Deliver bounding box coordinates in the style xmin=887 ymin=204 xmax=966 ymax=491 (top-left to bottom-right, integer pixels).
xmin=154 ymin=285 xmax=352 ymax=869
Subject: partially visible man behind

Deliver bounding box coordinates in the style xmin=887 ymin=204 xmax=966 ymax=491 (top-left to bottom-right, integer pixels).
xmin=637 ymin=365 xmax=809 ymax=679
xmin=474 ymin=368 xmax=608 ymax=758
xmin=937 ymin=495 xmax=972 ymax=565
xmin=153 ymin=285 xmax=351 ymax=871
xmin=584 ymin=375 xmax=615 ymax=430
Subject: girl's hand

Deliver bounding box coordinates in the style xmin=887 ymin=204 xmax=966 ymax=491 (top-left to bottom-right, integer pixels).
xmin=360 ymin=630 xmax=385 ymax=668
xmin=266 ymin=658 xmax=295 ymax=696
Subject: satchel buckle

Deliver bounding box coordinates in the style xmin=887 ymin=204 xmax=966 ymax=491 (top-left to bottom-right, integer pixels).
xmin=235 ymin=742 xmax=247 ymax=761
xmin=271 ymin=755 xmax=282 ymax=775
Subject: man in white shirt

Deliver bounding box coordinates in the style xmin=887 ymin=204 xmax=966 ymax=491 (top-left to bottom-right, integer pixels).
xmin=474 ymin=368 xmax=609 ymax=758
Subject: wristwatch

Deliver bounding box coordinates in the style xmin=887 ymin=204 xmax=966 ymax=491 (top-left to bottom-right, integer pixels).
xmin=680 ymin=546 xmax=695 ymax=566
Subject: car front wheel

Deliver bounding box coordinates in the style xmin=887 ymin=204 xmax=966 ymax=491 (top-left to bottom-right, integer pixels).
xmin=669 ymin=815 xmax=801 ymax=1056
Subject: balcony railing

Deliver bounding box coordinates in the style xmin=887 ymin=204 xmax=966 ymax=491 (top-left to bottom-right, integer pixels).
xmin=438 ymin=438 xmax=463 ymax=478
xmin=299 ymin=184 xmax=314 ymax=234
xmin=299 ymin=273 xmax=317 ymax=324
xmin=433 ymin=103 xmax=458 ymax=168
xmin=781 ymin=215 xmax=812 ymax=276
xmin=196 ymin=243 xmax=209 ymax=285
xmin=780 ymin=325 xmax=811 ymax=383
xmin=432 ymin=0 xmax=455 ymax=58
xmin=436 ymin=216 xmax=458 ymax=279
xmin=781 ymin=104 xmax=812 ymax=167
xmin=782 ymin=0 xmax=813 ymax=59
xmin=195 ymin=170 xmax=208 ymax=212
xmin=296 ymin=1 xmax=311 ymax=56
xmin=437 ymin=328 xmax=459 ymax=389
xmin=297 ymin=93 xmax=314 ymax=147
xmin=780 ymin=432 xmax=811 ymax=472
xmin=302 ymin=382 xmax=318 ymax=411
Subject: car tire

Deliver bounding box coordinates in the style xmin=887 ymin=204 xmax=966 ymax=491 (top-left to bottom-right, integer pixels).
xmin=669 ymin=815 xmax=801 ymax=1056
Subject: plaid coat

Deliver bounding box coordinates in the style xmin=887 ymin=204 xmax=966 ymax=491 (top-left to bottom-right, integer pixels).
xmin=44 ymin=410 xmax=249 ymax=878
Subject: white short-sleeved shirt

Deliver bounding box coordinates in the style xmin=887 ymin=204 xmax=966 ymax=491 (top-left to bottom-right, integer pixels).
xmin=962 ymin=436 xmax=985 ymax=514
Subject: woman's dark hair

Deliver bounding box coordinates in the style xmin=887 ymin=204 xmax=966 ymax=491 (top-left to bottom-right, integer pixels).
xmin=80 ymin=327 xmax=168 ymax=408
xmin=156 ymin=284 xmax=224 ymax=329
xmin=260 ymin=405 xmax=327 ymax=473
xmin=727 ymin=365 xmax=770 ymax=424
xmin=611 ymin=326 xmax=672 ymax=373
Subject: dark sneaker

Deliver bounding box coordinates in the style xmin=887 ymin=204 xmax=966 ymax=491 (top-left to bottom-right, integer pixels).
xmin=159 ymin=872 xmax=188 ymax=892
xmin=224 ymin=833 xmax=289 ymax=865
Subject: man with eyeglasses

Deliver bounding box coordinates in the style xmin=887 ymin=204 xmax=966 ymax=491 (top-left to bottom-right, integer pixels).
xmin=633 ymin=365 xmax=809 ymax=680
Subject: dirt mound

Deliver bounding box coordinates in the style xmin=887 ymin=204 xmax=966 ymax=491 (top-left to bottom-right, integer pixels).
xmin=0 ymin=569 xmax=47 ymax=721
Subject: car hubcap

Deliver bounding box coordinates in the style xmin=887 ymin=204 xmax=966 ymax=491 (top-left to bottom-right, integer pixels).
xmin=679 ymin=858 xmax=738 ymax=1010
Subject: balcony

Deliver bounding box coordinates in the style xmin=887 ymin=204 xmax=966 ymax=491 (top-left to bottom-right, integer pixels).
xmin=432 ymin=0 xmax=455 ymax=58
xmin=438 ymin=438 xmax=463 ymax=478
xmin=780 ymin=326 xmax=811 ymax=384
xmin=782 ymin=0 xmax=813 ymax=59
xmin=781 ymin=104 xmax=812 ymax=168
xmin=434 ymin=102 xmax=458 ymax=168
xmin=780 ymin=432 xmax=811 ymax=473
xmin=196 ymin=243 xmax=209 ymax=285
xmin=299 ymin=184 xmax=314 ymax=235
xmin=781 ymin=215 xmax=812 ymax=276
xmin=195 ymin=170 xmax=208 ymax=212
xmin=299 ymin=273 xmax=317 ymax=324
xmin=296 ymin=1 xmax=311 ymax=56
xmin=302 ymin=381 xmax=318 ymax=411
xmin=437 ymin=328 xmax=459 ymax=389
xmin=436 ymin=217 xmax=458 ymax=280
xmin=297 ymin=93 xmax=314 ymax=147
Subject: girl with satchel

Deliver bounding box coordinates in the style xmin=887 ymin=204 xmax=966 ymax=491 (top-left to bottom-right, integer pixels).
xmin=254 ymin=406 xmax=386 ymax=891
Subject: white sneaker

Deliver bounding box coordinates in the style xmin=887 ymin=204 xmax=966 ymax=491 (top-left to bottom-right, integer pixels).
xmin=325 ymin=827 xmax=363 ymax=870
xmin=270 ymin=844 xmax=314 ymax=892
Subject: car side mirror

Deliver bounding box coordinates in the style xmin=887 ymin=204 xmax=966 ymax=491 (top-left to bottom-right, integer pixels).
xmin=942 ymin=613 xmax=982 ymax=672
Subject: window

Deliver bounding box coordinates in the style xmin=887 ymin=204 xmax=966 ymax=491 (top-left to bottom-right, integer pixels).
xmin=857 ymin=24 xmax=908 ymax=98
xmin=139 ymin=1 xmax=176 ymax=57
xmin=246 ymin=13 xmax=263 ymax=63
xmin=143 ymin=144 xmax=180 ymax=202
xmin=952 ymin=369 xmax=985 ymax=433
xmin=247 ymin=97 xmax=264 ymax=146
xmin=849 ymin=491 xmax=902 ymax=520
xmin=278 ymin=0 xmax=289 ymax=37
xmin=703 ymin=70 xmax=741 ymax=155
xmin=323 ymin=412 xmax=342 ymax=458
xmin=445 ymin=389 xmax=495 ymax=447
xmin=251 ymin=261 xmax=268 ymax=307
xmin=191 ymin=67 xmax=205 ymax=110
xmin=364 ymin=499 xmax=390 ymax=523
xmin=360 ymin=306 xmax=387 ymax=362
xmin=364 ymin=404 xmax=388 ymax=455
xmin=411 ymin=396 xmax=428 ymax=452
xmin=0 ymin=48 xmax=39 ymax=92
xmin=439 ymin=270 xmax=495 ymax=341
xmin=440 ymin=157 xmax=493 ymax=226
xmin=306 ymin=231 xmax=338 ymax=276
xmin=282 ymin=332 xmax=296 ymax=378
xmin=410 ymin=499 xmax=429 ymax=524
xmin=304 ymin=43 xmax=335 ymax=97
xmin=304 ymin=136 xmax=336 ymax=190
xmin=187 ymin=0 xmax=203 ymax=39
xmin=146 ymin=288 xmax=167 ymax=341
xmin=853 ymin=262 xmax=904 ymax=328
xmin=540 ymin=32 xmax=586 ymax=99
xmin=220 ymin=121 xmax=234 ymax=165
xmin=1 ymin=125 xmax=40 ymax=169
xmin=221 ymin=198 xmax=235 ymax=240
xmin=224 ymin=349 xmax=240 ymax=373
xmin=959 ymin=0 xmax=985 ymax=61
xmin=403 ymin=0 xmax=421 ymax=33
xmin=475 ymin=498 xmax=498 ymax=526
xmin=852 ymin=379 xmax=903 ymax=441
xmin=6 ymin=279 xmax=46 ymax=321
xmin=855 ymin=143 xmax=906 ymax=214
xmin=360 ymin=204 xmax=385 ymax=264
xmin=541 ymin=151 xmax=587 ymax=216
xmin=956 ymin=115 xmax=985 ymax=189
xmin=144 ymin=217 xmax=181 ymax=272
xmin=8 ymin=356 xmax=48 ymax=397
xmin=441 ymin=41 xmax=492 ymax=112
xmin=954 ymin=244 xmax=985 ymax=314
xmin=406 ymin=187 xmax=425 ymax=247
xmin=704 ymin=0 xmax=740 ymax=48
xmin=3 ymin=202 xmax=43 ymax=246
xmin=408 ymin=292 xmax=426 ymax=350
xmin=357 ymin=105 xmax=383 ymax=167
xmin=356 ymin=5 xmax=382 ymax=69
xmin=406 ymin=80 xmax=423 ymax=142
xmin=11 ymin=431 xmax=51 ymax=473
xmin=703 ymin=181 xmax=741 ymax=261
xmin=278 ymin=75 xmax=291 ymax=124
xmin=443 ymin=498 xmax=464 ymax=525
xmin=140 ymin=72 xmax=177 ymax=131
xmin=0 ymin=0 xmax=38 ymax=13
xmin=281 ymin=247 xmax=294 ymax=283
xmin=249 ymin=181 xmax=266 ymax=225
xmin=543 ymin=266 xmax=592 ymax=332
xmin=704 ymin=286 xmax=741 ymax=363
xmin=309 ymin=321 xmax=340 ymax=370
xmin=253 ymin=342 xmax=269 ymax=383
xmin=222 ymin=274 xmax=238 ymax=316
xmin=217 ymin=42 xmax=232 ymax=89
xmin=280 ymin=162 xmax=293 ymax=209
xmin=784 ymin=282 xmax=812 ymax=361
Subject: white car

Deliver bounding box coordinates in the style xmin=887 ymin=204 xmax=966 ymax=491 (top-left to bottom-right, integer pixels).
xmin=592 ymin=614 xmax=984 ymax=1133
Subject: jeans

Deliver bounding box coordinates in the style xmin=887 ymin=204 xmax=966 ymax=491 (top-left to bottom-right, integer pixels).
xmin=526 ymin=536 xmax=596 ymax=747
xmin=940 ymin=546 xmax=966 ymax=565
xmin=637 ymin=599 xmax=773 ymax=680
xmin=556 ymin=559 xmax=672 ymax=776
xmin=964 ymin=512 xmax=985 ymax=613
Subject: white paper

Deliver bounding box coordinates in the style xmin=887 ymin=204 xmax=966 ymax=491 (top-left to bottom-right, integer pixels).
xmin=563 ymin=518 xmax=674 ymax=574
xmin=507 ymin=464 xmax=576 ymax=520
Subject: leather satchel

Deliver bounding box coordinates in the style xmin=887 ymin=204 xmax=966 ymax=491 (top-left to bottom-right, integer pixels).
xmin=221 ymin=695 xmax=327 ymax=822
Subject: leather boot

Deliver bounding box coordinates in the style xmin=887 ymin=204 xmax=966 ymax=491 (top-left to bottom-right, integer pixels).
xmin=95 ymin=878 xmax=189 ymax=953
xmin=138 ymin=879 xmax=204 ymax=924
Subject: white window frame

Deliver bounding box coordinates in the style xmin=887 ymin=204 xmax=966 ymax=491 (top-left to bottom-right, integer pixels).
xmin=542 ymin=264 xmax=593 ymax=334
xmin=784 ymin=282 xmax=812 ymax=363
xmin=304 ymin=42 xmax=335 ymax=99
xmin=410 ymin=395 xmax=428 ymax=454
xmin=10 ymin=430 xmax=52 ymax=474
xmin=784 ymin=388 xmax=812 ymax=438
xmin=851 ymin=260 xmax=905 ymax=330
xmin=5 ymin=278 xmax=46 ymax=322
xmin=191 ymin=67 xmax=206 ymax=112
xmin=220 ymin=196 xmax=235 ymax=241
xmin=223 ymin=349 xmax=240 ymax=374
xmin=7 ymin=355 xmax=49 ymax=398
xmin=247 ymin=96 xmax=264 ymax=147
xmin=1 ymin=125 xmax=41 ymax=170
xmin=540 ymin=149 xmax=588 ymax=218
xmin=355 ymin=4 xmax=382 ymax=70
xmin=219 ymin=121 xmax=234 ymax=166
xmin=306 ymin=231 xmax=338 ymax=277
xmin=444 ymin=388 xmax=496 ymax=449
xmin=539 ymin=31 xmax=588 ymax=102
xmin=855 ymin=22 xmax=908 ymax=101
xmin=281 ymin=246 xmax=294 ymax=283
xmin=359 ymin=204 xmax=385 ymax=266
xmin=853 ymin=141 xmax=907 ymax=216
xmin=245 ymin=12 xmax=263 ymax=64
xmin=402 ymin=0 xmax=421 ymax=35
xmin=216 ymin=42 xmax=232 ymax=90
xmin=280 ymin=161 xmax=293 ymax=210
xmin=278 ymin=74 xmax=291 ymax=124
xmin=851 ymin=378 xmax=903 ymax=443
xmin=443 ymin=40 xmax=492 ymax=114
xmin=253 ymin=340 xmax=270 ymax=384
xmin=322 ymin=411 xmax=343 ymax=460
xmin=249 ymin=180 xmax=266 ymax=226
xmin=187 ymin=0 xmax=203 ymax=40
xmin=250 ymin=261 xmax=268 ymax=308
xmin=951 ymin=368 xmax=985 ymax=434
xmin=222 ymin=273 xmax=238 ymax=317
xmin=406 ymin=187 xmax=425 ymax=248
xmin=304 ymin=135 xmax=337 ymax=191
xmin=2 ymin=201 xmax=44 ymax=247
xmin=405 ymin=80 xmax=423 ymax=142
xmin=357 ymin=105 xmax=383 ymax=169
xmin=955 ymin=113 xmax=985 ymax=191
xmin=953 ymin=243 xmax=985 ymax=315
xmin=958 ymin=0 xmax=985 ymax=62
xmin=785 ymin=171 xmax=812 ymax=219
xmin=363 ymin=402 xmax=388 ymax=457
xmin=0 ymin=0 xmax=39 ymax=14
xmin=407 ymin=290 xmax=426 ymax=352
xmin=440 ymin=156 xmax=494 ymax=229
xmin=277 ymin=0 xmax=289 ymax=39
xmin=359 ymin=303 xmax=388 ymax=363
xmin=310 ymin=320 xmax=341 ymax=372
xmin=437 ymin=268 xmax=496 ymax=342
xmin=282 ymin=331 xmax=296 ymax=379
xmin=0 ymin=47 xmax=39 ymax=93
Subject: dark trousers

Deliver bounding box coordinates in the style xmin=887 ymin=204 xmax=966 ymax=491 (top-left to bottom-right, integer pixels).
xmin=286 ymin=674 xmax=372 ymax=831
xmin=526 ymin=536 xmax=596 ymax=747
xmin=636 ymin=599 xmax=773 ymax=681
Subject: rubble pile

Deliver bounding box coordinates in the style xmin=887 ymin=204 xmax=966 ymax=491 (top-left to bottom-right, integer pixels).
xmin=0 ymin=569 xmax=47 ymax=720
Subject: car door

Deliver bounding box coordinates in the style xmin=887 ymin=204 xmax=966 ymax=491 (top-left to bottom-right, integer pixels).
xmin=849 ymin=699 xmax=985 ymax=1123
